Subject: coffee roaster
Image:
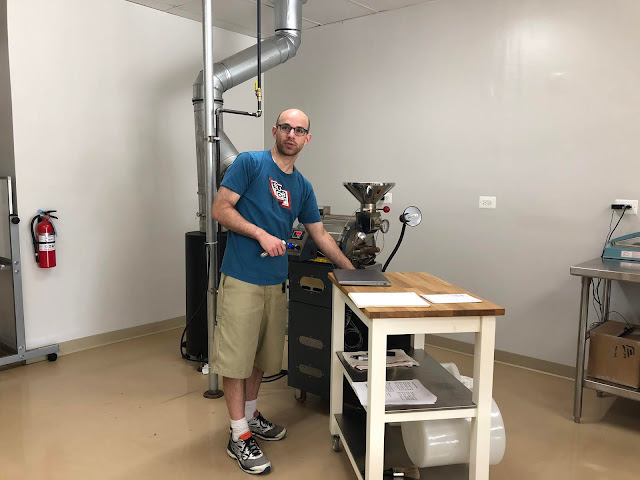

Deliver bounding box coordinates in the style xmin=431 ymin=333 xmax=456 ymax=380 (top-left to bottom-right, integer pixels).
xmin=287 ymin=182 xmax=413 ymax=402
xmin=287 ymin=182 xmax=393 ymax=266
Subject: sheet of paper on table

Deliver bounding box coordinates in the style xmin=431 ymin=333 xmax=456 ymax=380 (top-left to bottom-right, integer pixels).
xmin=420 ymin=293 xmax=481 ymax=303
xmin=348 ymin=292 xmax=430 ymax=308
xmin=352 ymin=379 xmax=437 ymax=407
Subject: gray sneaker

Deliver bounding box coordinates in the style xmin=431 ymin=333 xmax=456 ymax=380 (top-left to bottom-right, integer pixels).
xmin=248 ymin=412 xmax=287 ymax=441
xmin=227 ymin=431 xmax=271 ymax=475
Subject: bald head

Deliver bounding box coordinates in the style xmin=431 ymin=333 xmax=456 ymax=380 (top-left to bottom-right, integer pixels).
xmin=276 ymin=109 xmax=310 ymax=132
xmin=272 ymin=108 xmax=312 ymax=159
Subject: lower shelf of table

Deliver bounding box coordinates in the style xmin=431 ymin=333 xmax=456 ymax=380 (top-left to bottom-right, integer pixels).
xmin=337 ymin=348 xmax=476 ymax=413
xmin=584 ymin=376 xmax=640 ymax=402
xmin=334 ymin=409 xmax=469 ymax=480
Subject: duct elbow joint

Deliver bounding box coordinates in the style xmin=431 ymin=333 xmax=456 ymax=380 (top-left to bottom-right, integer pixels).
xmin=213 ymin=80 xmax=225 ymax=101
xmin=283 ymin=29 xmax=302 ymax=46
xmin=277 ymin=30 xmax=302 ymax=58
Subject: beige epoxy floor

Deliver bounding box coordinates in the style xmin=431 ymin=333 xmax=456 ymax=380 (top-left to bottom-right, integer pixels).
xmin=1 ymin=329 xmax=640 ymax=480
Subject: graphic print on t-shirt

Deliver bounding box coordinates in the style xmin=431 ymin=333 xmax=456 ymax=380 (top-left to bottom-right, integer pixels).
xmin=269 ymin=177 xmax=291 ymax=210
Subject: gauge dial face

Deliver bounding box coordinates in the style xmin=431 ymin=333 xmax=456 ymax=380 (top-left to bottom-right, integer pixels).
xmin=380 ymin=219 xmax=390 ymax=234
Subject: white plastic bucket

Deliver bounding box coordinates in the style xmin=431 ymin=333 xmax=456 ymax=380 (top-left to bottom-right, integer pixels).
xmin=400 ymin=363 xmax=506 ymax=468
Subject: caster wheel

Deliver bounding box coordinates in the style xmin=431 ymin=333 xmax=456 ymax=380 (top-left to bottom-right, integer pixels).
xmin=47 ymin=353 xmax=58 ymax=362
xmin=294 ymin=389 xmax=307 ymax=403
xmin=331 ymin=435 xmax=341 ymax=452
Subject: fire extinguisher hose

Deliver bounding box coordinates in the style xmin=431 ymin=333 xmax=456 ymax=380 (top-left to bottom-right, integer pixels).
xmin=30 ymin=215 xmax=40 ymax=263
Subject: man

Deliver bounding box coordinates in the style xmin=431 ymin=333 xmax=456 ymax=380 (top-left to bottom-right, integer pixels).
xmin=211 ymin=108 xmax=355 ymax=475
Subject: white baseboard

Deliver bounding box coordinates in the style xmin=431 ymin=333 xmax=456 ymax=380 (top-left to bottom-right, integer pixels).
xmin=425 ymin=334 xmax=575 ymax=380
xmin=29 ymin=316 xmax=186 ymax=361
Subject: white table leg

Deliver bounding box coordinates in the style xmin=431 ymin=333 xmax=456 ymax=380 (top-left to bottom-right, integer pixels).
xmin=469 ymin=316 xmax=496 ymax=480
xmin=413 ymin=333 xmax=425 ymax=350
xmin=365 ymin=322 xmax=387 ymax=480
xmin=330 ymin=286 xmax=345 ymax=436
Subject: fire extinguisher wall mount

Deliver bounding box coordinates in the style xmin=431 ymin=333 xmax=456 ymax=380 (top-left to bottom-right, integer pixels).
xmin=31 ymin=210 xmax=58 ymax=268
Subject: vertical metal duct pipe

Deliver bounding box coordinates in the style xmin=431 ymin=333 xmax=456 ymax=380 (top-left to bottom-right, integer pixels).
xmin=201 ymin=0 xmax=221 ymax=398
xmin=196 ymin=0 xmax=307 ymax=397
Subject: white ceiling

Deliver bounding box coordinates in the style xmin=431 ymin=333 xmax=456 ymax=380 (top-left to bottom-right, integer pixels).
xmin=125 ymin=0 xmax=431 ymax=37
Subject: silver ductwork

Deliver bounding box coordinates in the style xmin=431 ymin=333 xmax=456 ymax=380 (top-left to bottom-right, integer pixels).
xmin=211 ymin=33 xmax=300 ymax=99
xmin=193 ymin=0 xmax=306 ymax=232
xmin=192 ymin=75 xmax=240 ymax=228
xmin=210 ymin=0 xmax=302 ymax=99
xmin=274 ymin=0 xmax=306 ymax=33
xmin=217 ymin=130 xmax=240 ymax=175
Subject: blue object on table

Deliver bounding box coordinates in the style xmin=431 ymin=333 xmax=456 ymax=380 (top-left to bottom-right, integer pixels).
xmin=603 ymin=232 xmax=640 ymax=261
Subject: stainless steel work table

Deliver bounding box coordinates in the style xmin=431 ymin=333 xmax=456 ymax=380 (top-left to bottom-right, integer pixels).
xmin=570 ymin=257 xmax=640 ymax=423
xmin=328 ymin=272 xmax=505 ymax=480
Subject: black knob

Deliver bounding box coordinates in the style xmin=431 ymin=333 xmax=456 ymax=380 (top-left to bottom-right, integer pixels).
xmin=11 ymin=216 xmax=20 ymax=224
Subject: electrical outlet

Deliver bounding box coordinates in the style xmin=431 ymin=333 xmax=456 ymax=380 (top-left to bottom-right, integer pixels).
xmin=378 ymin=192 xmax=392 ymax=204
xmin=479 ymin=196 xmax=496 ymax=209
xmin=615 ymin=199 xmax=638 ymax=215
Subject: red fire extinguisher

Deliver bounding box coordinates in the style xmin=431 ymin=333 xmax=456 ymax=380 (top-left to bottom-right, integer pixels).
xmin=31 ymin=210 xmax=58 ymax=268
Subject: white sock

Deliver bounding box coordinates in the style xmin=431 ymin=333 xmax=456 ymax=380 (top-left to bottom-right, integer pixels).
xmin=245 ymin=399 xmax=258 ymax=421
xmin=230 ymin=418 xmax=250 ymax=441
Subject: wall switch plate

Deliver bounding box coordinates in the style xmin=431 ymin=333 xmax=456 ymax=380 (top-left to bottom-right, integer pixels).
xmin=479 ymin=196 xmax=496 ymax=209
xmin=615 ymin=199 xmax=638 ymax=215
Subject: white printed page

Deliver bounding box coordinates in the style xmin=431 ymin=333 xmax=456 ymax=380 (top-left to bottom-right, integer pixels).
xmin=421 ymin=293 xmax=481 ymax=304
xmin=352 ymin=379 xmax=437 ymax=407
xmin=348 ymin=292 xmax=430 ymax=308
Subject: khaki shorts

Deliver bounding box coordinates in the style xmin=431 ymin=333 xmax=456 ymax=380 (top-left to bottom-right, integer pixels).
xmin=212 ymin=274 xmax=287 ymax=379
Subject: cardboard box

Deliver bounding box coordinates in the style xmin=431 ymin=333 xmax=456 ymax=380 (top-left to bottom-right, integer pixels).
xmin=587 ymin=321 xmax=640 ymax=389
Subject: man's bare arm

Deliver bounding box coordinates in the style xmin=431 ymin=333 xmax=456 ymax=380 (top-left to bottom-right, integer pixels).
xmin=304 ymin=222 xmax=355 ymax=269
xmin=211 ymin=186 xmax=285 ymax=257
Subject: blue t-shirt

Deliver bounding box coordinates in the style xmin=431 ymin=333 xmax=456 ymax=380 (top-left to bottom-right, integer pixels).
xmin=220 ymin=150 xmax=322 ymax=285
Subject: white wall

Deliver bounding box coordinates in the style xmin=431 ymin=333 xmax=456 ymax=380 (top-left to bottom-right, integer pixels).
xmin=266 ymin=0 xmax=640 ymax=366
xmin=8 ymin=0 xmax=263 ymax=349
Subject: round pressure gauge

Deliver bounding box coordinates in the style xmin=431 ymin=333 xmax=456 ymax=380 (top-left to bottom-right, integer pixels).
xmin=380 ymin=219 xmax=390 ymax=234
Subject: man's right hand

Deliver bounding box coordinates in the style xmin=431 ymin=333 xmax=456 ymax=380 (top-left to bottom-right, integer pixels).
xmin=257 ymin=231 xmax=287 ymax=257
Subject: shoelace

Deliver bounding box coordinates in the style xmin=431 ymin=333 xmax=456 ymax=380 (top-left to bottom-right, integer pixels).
xmin=254 ymin=413 xmax=273 ymax=430
xmin=241 ymin=436 xmax=263 ymax=460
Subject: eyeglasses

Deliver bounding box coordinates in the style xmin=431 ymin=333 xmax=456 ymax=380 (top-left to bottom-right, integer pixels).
xmin=276 ymin=123 xmax=309 ymax=137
